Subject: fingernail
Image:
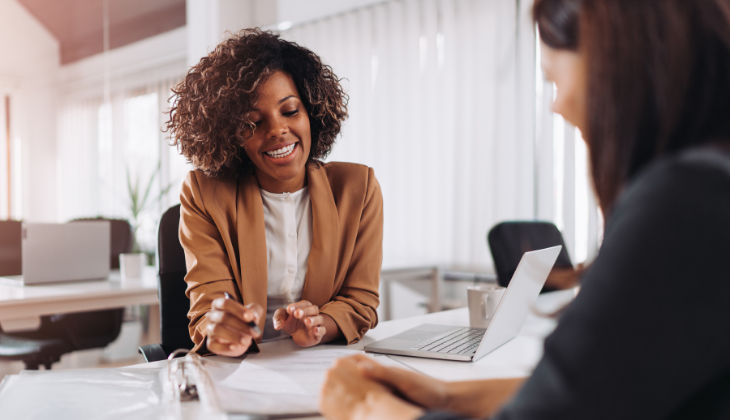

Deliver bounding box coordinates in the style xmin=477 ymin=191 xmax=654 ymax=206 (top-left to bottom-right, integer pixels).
xmin=297 ymin=310 xmax=303 ymax=317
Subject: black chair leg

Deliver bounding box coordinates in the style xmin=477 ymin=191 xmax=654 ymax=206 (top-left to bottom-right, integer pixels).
xmin=24 ymin=359 xmax=40 ymax=370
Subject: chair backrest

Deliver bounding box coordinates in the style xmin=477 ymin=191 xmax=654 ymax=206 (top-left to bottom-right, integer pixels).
xmin=70 ymin=218 xmax=134 ymax=269
xmin=488 ymin=221 xmax=573 ymax=287
xmin=0 ymin=220 xmax=22 ymax=276
xmin=156 ymin=204 xmax=195 ymax=352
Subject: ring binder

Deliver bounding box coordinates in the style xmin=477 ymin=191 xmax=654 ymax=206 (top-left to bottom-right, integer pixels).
xmin=162 ymin=348 xmax=223 ymax=418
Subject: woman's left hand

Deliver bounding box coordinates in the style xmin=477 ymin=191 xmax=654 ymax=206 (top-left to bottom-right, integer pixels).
xmin=320 ymin=356 xmax=425 ymax=420
xmin=273 ymin=300 xmax=327 ymax=347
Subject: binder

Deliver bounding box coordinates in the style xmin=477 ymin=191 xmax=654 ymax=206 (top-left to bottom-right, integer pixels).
xmin=0 ymin=349 xmax=320 ymax=420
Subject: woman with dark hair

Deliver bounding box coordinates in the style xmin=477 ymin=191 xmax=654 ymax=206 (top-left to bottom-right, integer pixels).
xmin=166 ymin=29 xmax=382 ymax=356
xmin=319 ymin=0 xmax=730 ymax=418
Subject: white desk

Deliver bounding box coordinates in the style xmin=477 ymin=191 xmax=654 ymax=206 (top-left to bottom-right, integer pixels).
xmin=0 ymin=266 xmax=159 ymax=332
xmin=134 ymin=289 xmax=575 ymax=419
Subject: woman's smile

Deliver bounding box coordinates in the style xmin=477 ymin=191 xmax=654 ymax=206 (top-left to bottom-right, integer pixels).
xmin=263 ymin=141 xmax=299 ymax=162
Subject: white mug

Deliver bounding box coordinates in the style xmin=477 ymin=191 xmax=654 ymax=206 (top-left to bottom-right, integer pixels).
xmin=467 ymin=285 xmax=506 ymax=329
xmin=120 ymin=253 xmax=145 ymax=281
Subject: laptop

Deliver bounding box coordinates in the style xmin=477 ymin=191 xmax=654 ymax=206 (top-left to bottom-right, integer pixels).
xmin=365 ymin=246 xmax=562 ymax=362
xmin=0 ymin=222 xmax=111 ymax=285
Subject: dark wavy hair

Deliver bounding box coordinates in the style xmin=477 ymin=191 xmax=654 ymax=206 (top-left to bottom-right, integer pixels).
xmin=165 ymin=28 xmax=349 ymax=179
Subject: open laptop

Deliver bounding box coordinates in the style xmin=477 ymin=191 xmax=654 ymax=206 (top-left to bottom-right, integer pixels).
xmin=0 ymin=222 xmax=110 ymax=285
xmin=365 ymin=246 xmax=562 ymax=362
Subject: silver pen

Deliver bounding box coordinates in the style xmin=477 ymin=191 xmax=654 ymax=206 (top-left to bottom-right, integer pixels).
xmin=224 ymin=292 xmax=261 ymax=335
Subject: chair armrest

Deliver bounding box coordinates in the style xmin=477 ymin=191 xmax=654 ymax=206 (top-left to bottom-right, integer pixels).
xmin=138 ymin=344 xmax=167 ymax=362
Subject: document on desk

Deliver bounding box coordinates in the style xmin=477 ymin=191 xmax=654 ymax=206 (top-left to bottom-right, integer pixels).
xmin=218 ymin=348 xmax=397 ymax=396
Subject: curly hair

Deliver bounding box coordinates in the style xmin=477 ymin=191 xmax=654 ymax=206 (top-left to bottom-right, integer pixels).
xmin=165 ymin=29 xmax=349 ymax=179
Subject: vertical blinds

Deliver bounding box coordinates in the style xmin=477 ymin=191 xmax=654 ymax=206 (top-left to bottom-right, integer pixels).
xmin=284 ymin=0 xmax=538 ymax=269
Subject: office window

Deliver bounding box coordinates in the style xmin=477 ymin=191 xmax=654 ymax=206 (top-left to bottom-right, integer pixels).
xmin=57 ymin=81 xmax=185 ymax=254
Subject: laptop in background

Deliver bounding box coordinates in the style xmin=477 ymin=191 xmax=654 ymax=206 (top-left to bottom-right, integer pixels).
xmin=365 ymin=246 xmax=562 ymax=362
xmin=0 ymin=222 xmax=110 ymax=285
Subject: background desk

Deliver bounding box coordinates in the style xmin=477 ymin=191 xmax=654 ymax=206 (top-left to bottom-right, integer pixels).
xmin=136 ymin=289 xmax=575 ymax=419
xmin=0 ymin=267 xmax=158 ymax=333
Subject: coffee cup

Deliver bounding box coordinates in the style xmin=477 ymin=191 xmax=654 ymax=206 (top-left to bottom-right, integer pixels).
xmin=467 ymin=285 xmax=506 ymax=329
xmin=120 ymin=253 xmax=145 ymax=281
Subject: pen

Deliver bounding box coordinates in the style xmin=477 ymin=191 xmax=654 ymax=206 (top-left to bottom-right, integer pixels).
xmin=224 ymin=292 xmax=262 ymax=336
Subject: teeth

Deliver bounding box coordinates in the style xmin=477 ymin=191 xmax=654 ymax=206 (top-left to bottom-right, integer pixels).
xmin=265 ymin=143 xmax=296 ymax=158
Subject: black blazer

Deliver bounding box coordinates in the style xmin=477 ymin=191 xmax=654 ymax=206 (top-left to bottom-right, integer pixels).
xmin=422 ymin=146 xmax=730 ymax=420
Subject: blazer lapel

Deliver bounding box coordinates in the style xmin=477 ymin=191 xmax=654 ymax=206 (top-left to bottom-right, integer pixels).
xmin=236 ymin=173 xmax=268 ymax=339
xmin=302 ymin=164 xmax=339 ymax=307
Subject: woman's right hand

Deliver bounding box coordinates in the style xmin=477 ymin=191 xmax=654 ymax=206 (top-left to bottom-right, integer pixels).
xmin=205 ymin=297 xmax=263 ymax=357
xmin=350 ymin=354 xmax=450 ymax=411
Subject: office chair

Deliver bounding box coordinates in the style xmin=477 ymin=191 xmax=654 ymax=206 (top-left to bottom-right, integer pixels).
xmin=488 ymin=221 xmax=575 ymax=291
xmin=0 ymin=219 xmax=131 ymax=369
xmin=139 ymin=204 xmax=195 ymax=362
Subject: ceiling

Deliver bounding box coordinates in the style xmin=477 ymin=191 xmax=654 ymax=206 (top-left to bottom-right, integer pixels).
xmin=18 ymin=0 xmax=186 ymax=65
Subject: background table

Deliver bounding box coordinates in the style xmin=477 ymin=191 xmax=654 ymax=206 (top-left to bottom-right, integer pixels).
xmin=0 ymin=266 xmax=159 ymax=332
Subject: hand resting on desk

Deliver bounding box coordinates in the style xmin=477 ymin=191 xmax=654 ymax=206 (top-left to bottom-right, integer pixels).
xmin=320 ymin=354 xmax=526 ymax=420
xmin=206 ymin=298 xmax=263 ymax=357
xmin=274 ymin=300 xmax=341 ymax=347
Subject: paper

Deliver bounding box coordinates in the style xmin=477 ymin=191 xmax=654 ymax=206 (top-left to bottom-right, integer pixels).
xmin=218 ymin=348 xmax=396 ymax=396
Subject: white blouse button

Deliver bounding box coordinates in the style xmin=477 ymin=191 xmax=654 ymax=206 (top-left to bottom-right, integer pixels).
xmin=289 ymin=231 xmax=296 ymax=238
xmin=288 ymin=267 xmax=295 ymax=274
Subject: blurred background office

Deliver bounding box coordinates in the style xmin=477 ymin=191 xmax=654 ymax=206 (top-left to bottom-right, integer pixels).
xmin=0 ymin=0 xmax=599 ymax=373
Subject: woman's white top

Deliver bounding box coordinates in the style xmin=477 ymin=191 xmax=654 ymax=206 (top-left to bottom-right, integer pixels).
xmin=259 ymin=187 xmax=313 ymax=342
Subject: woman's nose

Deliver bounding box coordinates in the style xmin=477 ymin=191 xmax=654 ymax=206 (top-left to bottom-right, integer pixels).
xmin=267 ymin=117 xmax=288 ymax=138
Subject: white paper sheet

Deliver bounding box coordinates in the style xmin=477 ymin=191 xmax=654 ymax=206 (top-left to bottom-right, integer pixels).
xmin=218 ymin=348 xmax=399 ymax=396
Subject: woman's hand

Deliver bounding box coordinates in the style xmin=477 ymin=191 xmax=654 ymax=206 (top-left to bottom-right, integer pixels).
xmin=273 ymin=300 xmax=330 ymax=347
xmin=320 ymin=356 xmax=425 ymax=420
xmin=205 ymin=298 xmax=263 ymax=357
xmin=355 ymin=355 xmax=526 ymax=419
xmin=351 ymin=354 xmax=450 ymax=410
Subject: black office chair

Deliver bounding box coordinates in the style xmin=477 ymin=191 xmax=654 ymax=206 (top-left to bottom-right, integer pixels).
xmin=488 ymin=221 xmax=574 ymax=291
xmin=0 ymin=219 xmax=131 ymax=369
xmin=139 ymin=204 xmax=194 ymax=362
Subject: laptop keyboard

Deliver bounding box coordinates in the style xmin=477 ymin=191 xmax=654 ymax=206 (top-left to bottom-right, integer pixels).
xmin=410 ymin=327 xmax=486 ymax=355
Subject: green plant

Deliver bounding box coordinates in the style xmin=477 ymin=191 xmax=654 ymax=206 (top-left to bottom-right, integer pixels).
xmin=126 ymin=161 xmax=174 ymax=257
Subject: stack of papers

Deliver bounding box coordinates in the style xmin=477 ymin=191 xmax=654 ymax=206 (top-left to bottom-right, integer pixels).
xmin=208 ymin=348 xmax=405 ymax=415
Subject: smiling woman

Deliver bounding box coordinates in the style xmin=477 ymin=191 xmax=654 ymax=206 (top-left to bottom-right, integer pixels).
xmin=165 ymin=29 xmax=383 ymax=357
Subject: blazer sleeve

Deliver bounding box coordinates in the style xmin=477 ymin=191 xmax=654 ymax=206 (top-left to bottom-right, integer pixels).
xmin=319 ymin=168 xmax=383 ymax=344
xmin=179 ymin=172 xmax=239 ymax=353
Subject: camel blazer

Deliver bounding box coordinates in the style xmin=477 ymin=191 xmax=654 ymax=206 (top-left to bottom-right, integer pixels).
xmin=179 ymin=162 xmax=383 ymax=353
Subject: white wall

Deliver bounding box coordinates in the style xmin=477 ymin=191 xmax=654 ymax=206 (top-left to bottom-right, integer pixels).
xmin=277 ymin=0 xmax=385 ymax=26
xmin=59 ymin=27 xmax=187 ymax=101
xmin=0 ymin=0 xmax=60 ymax=222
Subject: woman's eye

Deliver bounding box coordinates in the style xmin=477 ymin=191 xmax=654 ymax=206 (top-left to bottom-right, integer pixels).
xmin=283 ymin=110 xmax=298 ymax=117
xmin=253 ymin=120 xmax=263 ymax=126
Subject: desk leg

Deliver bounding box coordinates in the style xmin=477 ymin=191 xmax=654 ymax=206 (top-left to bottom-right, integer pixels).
xmin=0 ymin=316 xmax=41 ymax=333
xmin=429 ymin=267 xmax=444 ymax=313
xmin=380 ymin=277 xmax=391 ymax=322
xmin=145 ymin=303 xmax=161 ymax=345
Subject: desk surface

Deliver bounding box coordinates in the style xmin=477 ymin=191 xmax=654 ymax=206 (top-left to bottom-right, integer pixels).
xmin=135 ymin=289 xmax=576 ymax=419
xmin=0 ymin=266 xmax=158 ymax=331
